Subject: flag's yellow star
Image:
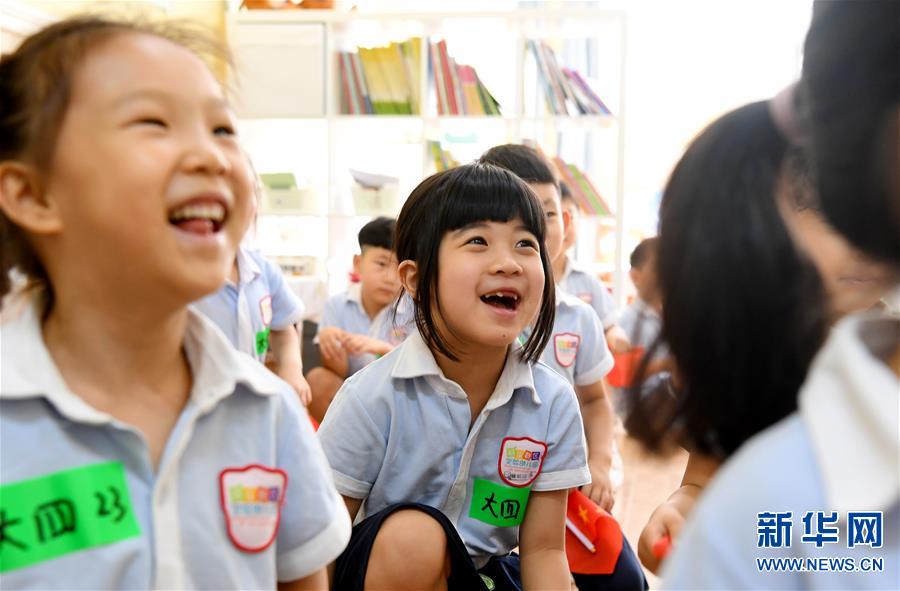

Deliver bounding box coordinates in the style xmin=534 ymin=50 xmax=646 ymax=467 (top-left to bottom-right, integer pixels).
xmin=578 ymin=505 xmax=590 ymax=524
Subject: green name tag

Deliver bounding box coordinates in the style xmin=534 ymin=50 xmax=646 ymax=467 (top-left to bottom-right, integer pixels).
xmin=255 ymin=327 xmax=271 ymax=356
xmin=0 ymin=462 xmax=141 ymax=573
xmin=468 ymin=478 xmax=531 ymax=527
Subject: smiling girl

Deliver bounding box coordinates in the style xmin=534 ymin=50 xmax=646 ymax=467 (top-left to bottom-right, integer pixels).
xmin=318 ymin=163 xmax=591 ymax=591
xmin=0 ymin=16 xmax=348 ymax=588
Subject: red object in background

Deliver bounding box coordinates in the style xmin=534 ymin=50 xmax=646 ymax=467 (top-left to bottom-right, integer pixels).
xmin=606 ymin=346 xmax=645 ymax=388
xmin=565 ymin=489 xmax=624 ymax=575
xmin=309 ymin=416 xmax=320 ymax=431
xmin=348 ymin=271 xmax=360 ymax=283
xmin=652 ymin=534 xmax=671 ymax=560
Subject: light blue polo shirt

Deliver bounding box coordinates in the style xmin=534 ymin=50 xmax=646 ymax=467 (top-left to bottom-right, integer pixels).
xmin=523 ymin=288 xmax=614 ymax=387
xmin=558 ymin=257 xmax=618 ymax=329
xmin=318 ymin=284 xmax=415 ymax=375
xmin=661 ymin=313 xmax=899 ymax=589
xmin=0 ymin=299 xmax=350 ymax=588
xmin=193 ymin=247 xmax=305 ymax=363
xmin=618 ymin=298 xmax=669 ymax=359
xmin=317 ymin=330 xmax=591 ymax=567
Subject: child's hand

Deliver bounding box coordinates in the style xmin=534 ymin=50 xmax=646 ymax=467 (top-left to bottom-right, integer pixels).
xmin=318 ymin=327 xmax=348 ymax=361
xmin=637 ymin=499 xmax=686 ymax=574
xmin=275 ymin=365 xmax=313 ymax=407
xmin=605 ymin=325 xmax=632 ymax=354
xmin=342 ymin=334 xmax=390 ymax=357
xmin=581 ymin=464 xmax=615 ymax=511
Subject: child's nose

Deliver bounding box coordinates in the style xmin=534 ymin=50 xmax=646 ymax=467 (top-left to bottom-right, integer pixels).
xmin=182 ymin=132 xmax=230 ymax=175
xmin=490 ymin=252 xmax=523 ymax=275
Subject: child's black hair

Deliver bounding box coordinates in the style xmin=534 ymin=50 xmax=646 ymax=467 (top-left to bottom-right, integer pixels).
xmin=479 ymin=144 xmax=558 ymax=188
xmin=358 ymin=216 xmax=396 ymax=251
xmin=629 ymin=237 xmax=658 ymax=269
xmin=627 ymin=101 xmax=828 ymax=458
xmin=801 ymin=0 xmax=900 ymax=268
xmin=395 ymin=163 xmax=556 ymax=364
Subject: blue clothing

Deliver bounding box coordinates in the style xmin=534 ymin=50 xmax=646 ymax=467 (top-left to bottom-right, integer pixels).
xmin=617 ymin=298 xmax=668 ymax=359
xmin=523 ymin=288 xmax=614 ymax=387
xmin=558 ymin=257 xmax=618 ymax=329
xmin=662 ymin=313 xmax=899 ymax=589
xmin=0 ymin=299 xmax=350 ymax=588
xmin=318 ymin=330 xmax=591 ymax=568
xmin=193 ymin=247 xmax=305 ymax=362
xmin=318 ymin=284 xmax=414 ymax=376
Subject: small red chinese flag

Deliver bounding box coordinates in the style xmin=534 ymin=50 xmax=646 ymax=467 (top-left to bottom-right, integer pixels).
xmin=565 ymin=489 xmax=624 ymax=575
xmin=606 ymin=346 xmax=645 ymax=388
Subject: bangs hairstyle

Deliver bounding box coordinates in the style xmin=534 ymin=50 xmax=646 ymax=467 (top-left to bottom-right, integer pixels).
xmin=626 ymin=102 xmax=828 ymax=458
xmin=395 ymin=163 xmax=556 ymax=363
xmin=0 ymin=14 xmax=229 ymax=303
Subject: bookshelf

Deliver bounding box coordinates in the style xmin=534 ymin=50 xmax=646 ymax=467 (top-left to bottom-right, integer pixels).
xmin=227 ymin=6 xmax=628 ymax=310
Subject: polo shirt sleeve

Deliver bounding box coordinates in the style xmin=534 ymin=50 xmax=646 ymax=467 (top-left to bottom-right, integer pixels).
xmin=590 ymin=276 xmax=618 ymax=329
xmin=317 ymin=374 xmax=389 ymax=499
xmin=258 ymin=255 xmax=305 ymax=330
xmin=532 ymin=381 xmax=591 ymax=491
xmin=317 ymin=294 xmax=343 ymax=333
xmin=273 ymin=390 xmax=351 ymax=582
xmin=573 ymin=307 xmax=614 ymax=387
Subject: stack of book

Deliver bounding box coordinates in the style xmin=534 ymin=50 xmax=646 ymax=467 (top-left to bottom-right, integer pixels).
xmin=553 ymin=156 xmax=613 ymax=217
xmin=337 ymin=37 xmax=422 ymax=115
xmin=429 ymin=39 xmax=501 ymax=116
xmin=527 ymin=39 xmax=612 ymax=116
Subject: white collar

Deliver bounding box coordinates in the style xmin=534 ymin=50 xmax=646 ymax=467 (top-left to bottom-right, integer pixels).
xmin=390 ymin=330 xmax=540 ymax=408
xmin=555 ymin=285 xmax=586 ymax=310
xmin=633 ymin=297 xmax=661 ymax=319
xmin=799 ymin=311 xmax=900 ymax=514
xmin=232 ymin=247 xmax=261 ymax=289
xmin=558 ymin=256 xmax=576 ymax=283
xmin=1 ymin=297 xmax=284 ymax=424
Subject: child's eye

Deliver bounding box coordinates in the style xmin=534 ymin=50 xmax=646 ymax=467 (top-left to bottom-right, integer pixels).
xmin=135 ymin=117 xmax=167 ymax=128
xmin=466 ymin=236 xmax=487 ymax=246
xmin=546 ymin=211 xmax=557 ymax=218
xmin=516 ymin=238 xmax=539 ymax=250
xmin=213 ymin=124 xmax=236 ymax=136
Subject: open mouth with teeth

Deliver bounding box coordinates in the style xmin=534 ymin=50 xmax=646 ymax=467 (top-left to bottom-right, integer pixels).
xmin=480 ymin=291 xmax=520 ymax=311
xmin=168 ymin=202 xmax=226 ymax=235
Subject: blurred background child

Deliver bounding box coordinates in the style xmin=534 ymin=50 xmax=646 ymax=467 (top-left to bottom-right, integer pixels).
xmin=305 ymin=216 xmax=412 ymax=423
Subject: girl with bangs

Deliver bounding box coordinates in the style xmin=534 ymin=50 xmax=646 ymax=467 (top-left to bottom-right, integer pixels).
xmin=319 ymin=163 xmax=592 ymax=591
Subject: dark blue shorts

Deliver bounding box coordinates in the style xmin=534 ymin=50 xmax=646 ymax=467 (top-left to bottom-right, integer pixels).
xmin=331 ymin=502 xmax=646 ymax=591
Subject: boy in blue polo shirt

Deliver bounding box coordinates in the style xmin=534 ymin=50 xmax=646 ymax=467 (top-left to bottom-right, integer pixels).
xmin=555 ymin=185 xmax=632 ymax=354
xmin=306 ymin=217 xmax=411 ymax=422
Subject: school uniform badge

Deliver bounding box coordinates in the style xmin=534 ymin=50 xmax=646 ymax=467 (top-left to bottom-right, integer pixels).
xmin=553 ymin=332 xmax=581 ymax=368
xmin=498 ymin=437 xmax=547 ymax=487
xmin=259 ymin=295 xmax=273 ymax=326
xmin=219 ymin=464 xmax=287 ymax=553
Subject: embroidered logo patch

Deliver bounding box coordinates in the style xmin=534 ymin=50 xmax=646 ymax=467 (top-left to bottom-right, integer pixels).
xmin=498 ymin=437 xmax=547 ymax=487
xmin=259 ymin=295 xmax=273 ymax=327
xmin=553 ymin=332 xmax=580 ymax=368
xmin=219 ymin=465 xmax=286 ymax=553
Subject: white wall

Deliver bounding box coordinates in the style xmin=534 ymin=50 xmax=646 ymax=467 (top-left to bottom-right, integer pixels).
xmin=621 ymin=0 xmax=813 ymax=236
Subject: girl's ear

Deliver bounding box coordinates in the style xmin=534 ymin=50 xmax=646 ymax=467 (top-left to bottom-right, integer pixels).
xmin=0 ymin=162 xmax=62 ymax=234
xmin=398 ymin=260 xmax=418 ymax=297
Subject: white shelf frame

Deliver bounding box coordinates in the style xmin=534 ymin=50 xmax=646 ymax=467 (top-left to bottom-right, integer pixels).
xmin=228 ymin=7 xmax=628 ymax=304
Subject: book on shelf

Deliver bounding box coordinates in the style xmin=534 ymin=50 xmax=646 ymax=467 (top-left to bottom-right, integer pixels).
xmin=430 ymin=39 xmax=501 ymax=116
xmin=551 ymin=156 xmax=613 ymax=217
xmin=527 ymin=39 xmax=612 ymax=116
xmin=426 ymin=140 xmax=460 ymax=172
xmin=339 ymin=38 xmax=422 ymax=115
